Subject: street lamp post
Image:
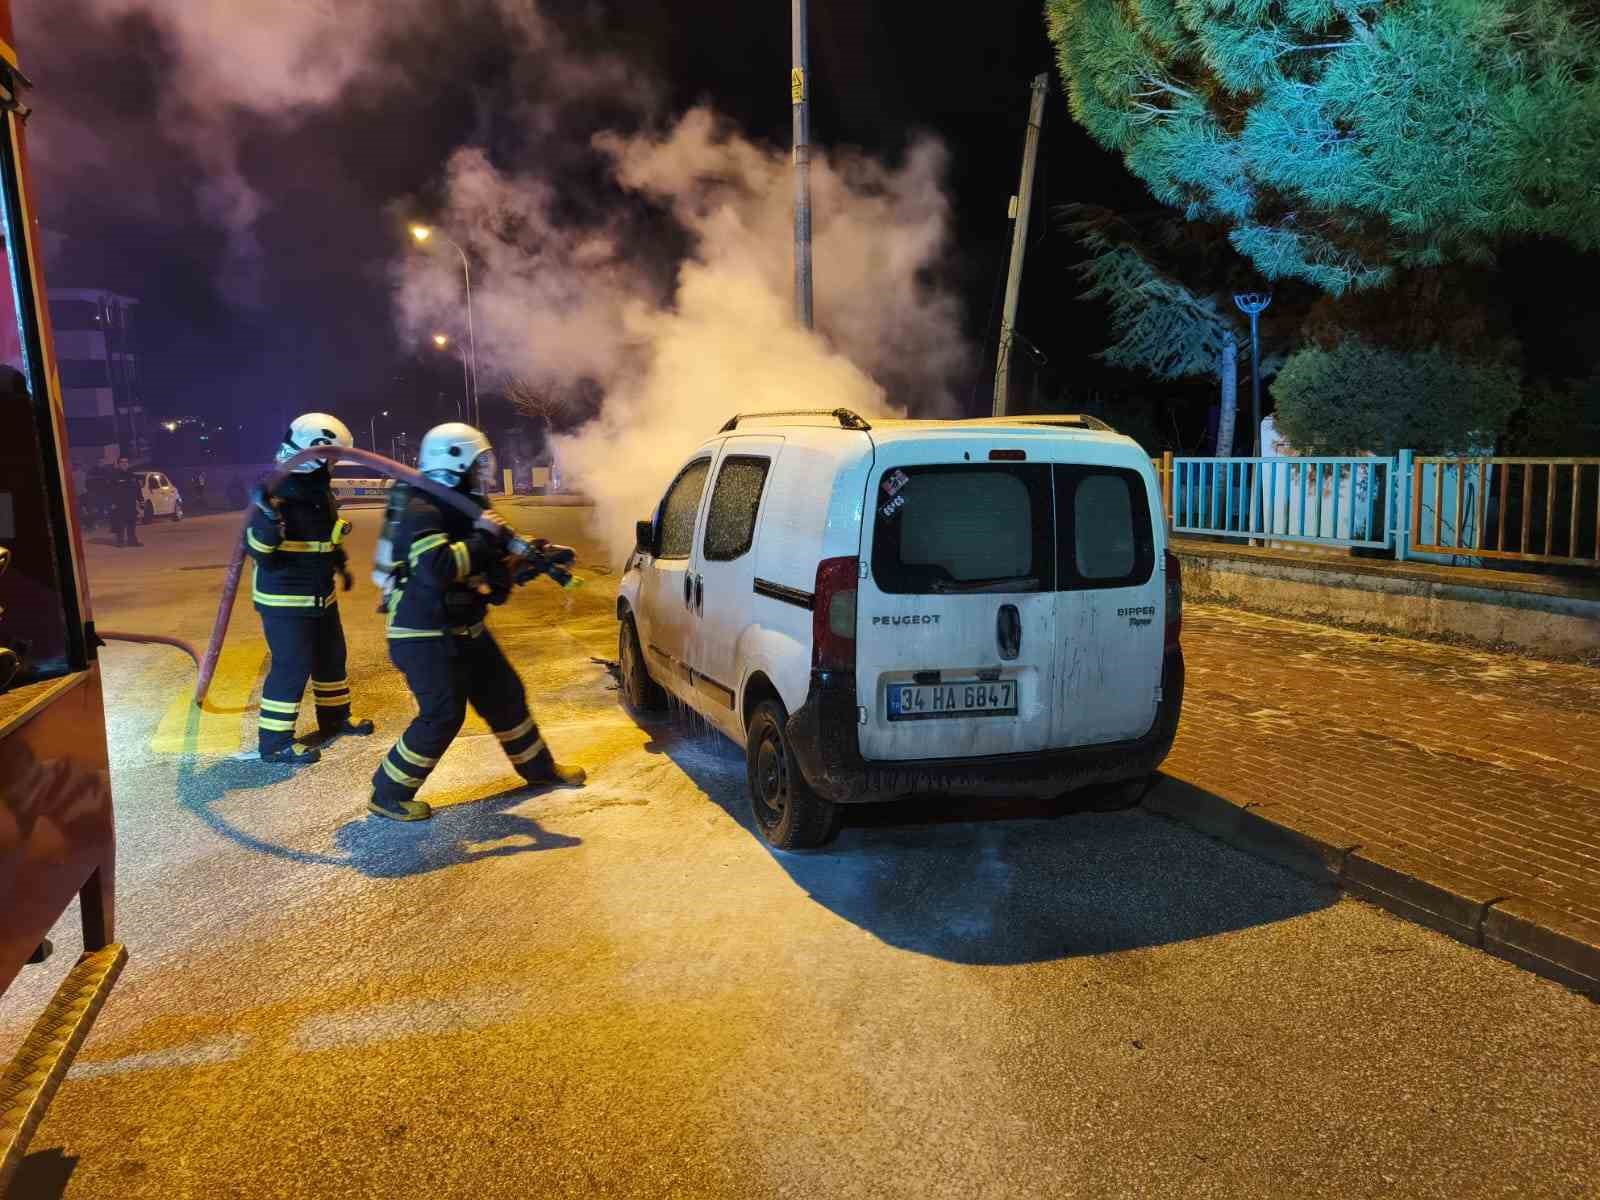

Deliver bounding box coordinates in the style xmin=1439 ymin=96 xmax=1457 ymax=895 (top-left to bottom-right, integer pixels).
xmin=369 ymin=409 xmax=389 ymax=452
xmin=410 ymin=224 xmax=479 ymax=428
xmin=1233 ymin=292 xmax=1273 ymax=456
xmin=433 ymin=334 xmax=468 ymax=421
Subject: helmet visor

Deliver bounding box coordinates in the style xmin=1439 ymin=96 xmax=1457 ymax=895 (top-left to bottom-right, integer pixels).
xmin=467 ymin=449 xmax=496 ymax=493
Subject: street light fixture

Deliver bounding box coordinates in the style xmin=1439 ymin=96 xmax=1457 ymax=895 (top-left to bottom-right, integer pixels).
xmin=432 ymin=333 xmax=468 ymax=421
xmin=407 ymin=221 xmax=479 ymax=428
xmin=369 ymin=409 xmax=389 ymax=453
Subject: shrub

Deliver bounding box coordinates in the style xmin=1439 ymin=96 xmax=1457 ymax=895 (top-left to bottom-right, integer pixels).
xmin=1271 ymin=340 xmax=1520 ymax=455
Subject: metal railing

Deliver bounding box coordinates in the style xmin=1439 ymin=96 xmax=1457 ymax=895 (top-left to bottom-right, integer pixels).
xmin=1410 ymin=456 xmax=1600 ymax=567
xmin=1164 ymin=455 xmax=1395 ymax=550
xmin=1150 ymin=450 xmax=1600 ymax=570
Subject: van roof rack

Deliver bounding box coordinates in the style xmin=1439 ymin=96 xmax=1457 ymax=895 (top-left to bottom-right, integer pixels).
xmin=968 ymin=413 xmax=1115 ymax=432
xmin=720 ymin=408 xmax=872 ymax=433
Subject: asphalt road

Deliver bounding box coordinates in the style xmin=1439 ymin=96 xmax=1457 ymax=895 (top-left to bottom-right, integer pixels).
xmin=3 ymin=503 xmax=1597 ymax=1199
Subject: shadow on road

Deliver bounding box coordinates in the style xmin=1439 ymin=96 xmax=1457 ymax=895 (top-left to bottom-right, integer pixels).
xmin=643 ymin=722 xmax=1335 ymax=966
xmin=333 ymin=786 xmax=581 ymax=877
xmin=8 ymin=1147 xmax=78 ymax=1199
xmin=175 ymin=757 xmax=580 ymax=877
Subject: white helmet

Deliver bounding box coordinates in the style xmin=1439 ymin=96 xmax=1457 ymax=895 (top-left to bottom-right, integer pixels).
xmin=277 ymin=412 xmax=353 ymax=473
xmin=419 ymin=421 xmax=493 ymax=486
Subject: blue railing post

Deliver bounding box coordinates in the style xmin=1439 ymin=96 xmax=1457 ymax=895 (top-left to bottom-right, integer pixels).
xmin=1395 ymin=449 xmax=1414 ymax=561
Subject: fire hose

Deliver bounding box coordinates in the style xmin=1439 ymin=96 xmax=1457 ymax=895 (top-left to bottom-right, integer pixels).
xmin=180 ymin=445 xmax=569 ymax=707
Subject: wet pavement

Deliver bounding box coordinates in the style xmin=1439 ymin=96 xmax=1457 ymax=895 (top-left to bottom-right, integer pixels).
xmin=3 ymin=505 xmax=1598 ymax=1199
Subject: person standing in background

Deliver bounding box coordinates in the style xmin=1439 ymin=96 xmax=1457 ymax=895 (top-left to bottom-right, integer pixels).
xmin=111 ymin=456 xmax=142 ymax=547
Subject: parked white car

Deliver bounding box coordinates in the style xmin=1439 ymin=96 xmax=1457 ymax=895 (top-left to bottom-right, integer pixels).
xmin=329 ymin=460 xmax=392 ymax=504
xmin=616 ymin=408 xmax=1184 ymax=849
xmin=138 ymin=470 xmax=182 ymax=523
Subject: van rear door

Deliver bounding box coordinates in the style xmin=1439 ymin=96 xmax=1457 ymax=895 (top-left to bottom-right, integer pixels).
xmin=855 ymin=442 xmax=1058 ymax=762
xmin=1051 ymin=460 xmax=1163 ymax=747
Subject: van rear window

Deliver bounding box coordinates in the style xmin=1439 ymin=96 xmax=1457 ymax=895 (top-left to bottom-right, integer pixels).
xmin=1055 ymin=465 xmax=1155 ymax=590
xmin=870 ymin=464 xmax=1054 ymax=594
xmin=869 ymin=463 xmax=1154 ymax=595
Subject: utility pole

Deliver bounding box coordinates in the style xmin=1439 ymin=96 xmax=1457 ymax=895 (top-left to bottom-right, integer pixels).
xmin=992 ymin=73 xmax=1049 ymax=417
xmin=792 ymin=0 xmax=813 ymax=329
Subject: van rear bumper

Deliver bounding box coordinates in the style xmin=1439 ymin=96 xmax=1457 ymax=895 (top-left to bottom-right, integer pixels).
xmin=786 ymin=650 xmax=1184 ymax=805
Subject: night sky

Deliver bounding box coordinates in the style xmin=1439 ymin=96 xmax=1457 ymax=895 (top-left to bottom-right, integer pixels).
xmin=19 ymin=0 xmax=1596 ymax=459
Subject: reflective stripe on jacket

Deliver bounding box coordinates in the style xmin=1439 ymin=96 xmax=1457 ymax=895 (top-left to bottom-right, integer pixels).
xmin=246 ymin=469 xmax=351 ymax=612
xmin=384 ymin=488 xmax=500 ymax=639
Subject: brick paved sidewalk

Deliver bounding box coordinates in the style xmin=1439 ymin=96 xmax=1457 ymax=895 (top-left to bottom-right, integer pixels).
xmin=1160 ymin=605 xmax=1600 ymax=994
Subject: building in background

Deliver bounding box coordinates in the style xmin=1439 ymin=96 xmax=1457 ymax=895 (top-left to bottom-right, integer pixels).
xmin=50 ymin=288 xmax=144 ymax=467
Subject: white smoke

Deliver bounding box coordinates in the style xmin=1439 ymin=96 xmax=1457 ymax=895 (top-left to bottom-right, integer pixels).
xmin=394 ymin=107 xmax=969 ymax=559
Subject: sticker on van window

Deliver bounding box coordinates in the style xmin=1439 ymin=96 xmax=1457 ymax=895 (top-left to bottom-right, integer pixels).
xmin=881 ymin=469 xmax=909 ymax=497
xmin=880 ymin=493 xmax=906 ymax=520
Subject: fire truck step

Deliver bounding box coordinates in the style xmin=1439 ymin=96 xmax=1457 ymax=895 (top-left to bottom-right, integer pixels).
xmin=0 ymin=942 xmax=127 ymax=1190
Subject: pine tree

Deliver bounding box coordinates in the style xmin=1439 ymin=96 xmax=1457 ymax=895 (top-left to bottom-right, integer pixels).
xmin=1065 ymin=206 xmax=1259 ymax=452
xmin=1046 ymin=0 xmax=1600 ymax=295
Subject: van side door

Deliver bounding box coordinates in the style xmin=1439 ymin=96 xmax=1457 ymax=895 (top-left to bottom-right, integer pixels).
xmin=636 ymin=452 xmax=716 ymax=705
xmin=688 ymin=436 xmax=782 ymax=740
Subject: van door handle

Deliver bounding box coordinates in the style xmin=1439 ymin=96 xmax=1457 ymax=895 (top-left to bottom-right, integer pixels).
xmin=997 ymin=604 xmax=1021 ymax=661
xmin=694 ymin=575 xmax=704 ymax=614
xmin=684 ymin=573 xmax=694 ymax=608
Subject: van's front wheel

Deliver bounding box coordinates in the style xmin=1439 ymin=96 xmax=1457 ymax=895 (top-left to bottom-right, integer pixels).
xmin=618 ymin=613 xmax=664 ymax=713
xmin=746 ymin=700 xmax=840 ymax=850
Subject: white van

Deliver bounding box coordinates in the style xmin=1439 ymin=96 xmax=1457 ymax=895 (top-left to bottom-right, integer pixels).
xmin=615 ymin=409 xmax=1184 ymax=850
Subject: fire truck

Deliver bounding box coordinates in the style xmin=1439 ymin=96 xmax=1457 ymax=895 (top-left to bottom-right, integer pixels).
xmin=0 ymin=4 xmax=126 ymax=1187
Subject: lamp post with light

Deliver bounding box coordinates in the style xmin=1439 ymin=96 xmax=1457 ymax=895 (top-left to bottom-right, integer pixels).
xmin=432 ymin=334 xmax=469 ymax=421
xmin=409 ymin=223 xmax=479 ymax=428
xmin=369 ymin=409 xmax=389 ymax=452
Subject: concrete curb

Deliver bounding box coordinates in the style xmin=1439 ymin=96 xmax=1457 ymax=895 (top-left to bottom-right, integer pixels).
xmin=1143 ymin=776 xmax=1600 ymax=999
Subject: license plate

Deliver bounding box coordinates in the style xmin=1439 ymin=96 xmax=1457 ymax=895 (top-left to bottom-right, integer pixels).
xmin=887 ymin=680 xmax=1017 ymax=721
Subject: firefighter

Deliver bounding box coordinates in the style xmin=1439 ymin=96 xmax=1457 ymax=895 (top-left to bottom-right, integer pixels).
xmin=247 ymin=413 xmax=375 ymax=766
xmin=369 ymin=421 xmax=584 ymax=821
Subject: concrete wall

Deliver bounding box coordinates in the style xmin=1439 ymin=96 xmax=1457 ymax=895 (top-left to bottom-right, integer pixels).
xmin=1174 ymin=539 xmax=1600 ymax=659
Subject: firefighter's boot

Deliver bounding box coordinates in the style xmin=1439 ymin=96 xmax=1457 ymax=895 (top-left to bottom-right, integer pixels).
xmin=519 ymin=752 xmax=586 ymax=789
xmin=260 ymin=743 xmax=321 ymax=767
xmin=367 ymin=791 xmax=432 ymax=822
xmin=323 ymin=716 xmax=376 ymax=738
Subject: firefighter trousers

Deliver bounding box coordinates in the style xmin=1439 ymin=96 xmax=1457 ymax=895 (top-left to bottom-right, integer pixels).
xmin=372 ymin=628 xmax=550 ymax=804
xmin=258 ymin=605 xmax=352 ymax=754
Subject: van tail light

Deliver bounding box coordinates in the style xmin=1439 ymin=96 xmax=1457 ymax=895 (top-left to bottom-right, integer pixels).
xmin=813 ymin=556 xmax=858 ymax=670
xmin=1164 ymin=549 xmax=1182 ymax=650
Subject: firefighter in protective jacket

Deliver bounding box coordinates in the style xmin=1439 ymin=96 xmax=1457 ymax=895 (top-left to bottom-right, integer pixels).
xmin=369 ymin=421 xmax=584 ymax=821
xmin=247 ymin=413 xmax=375 ymax=765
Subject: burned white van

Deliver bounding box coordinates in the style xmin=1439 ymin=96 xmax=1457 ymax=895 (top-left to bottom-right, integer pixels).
xmin=616 ymin=409 xmax=1184 ymax=850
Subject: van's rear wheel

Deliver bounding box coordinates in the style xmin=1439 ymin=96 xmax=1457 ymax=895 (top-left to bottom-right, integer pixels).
xmin=746 ymin=699 xmax=840 ymax=850
xmin=618 ymin=613 xmax=664 ymax=713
